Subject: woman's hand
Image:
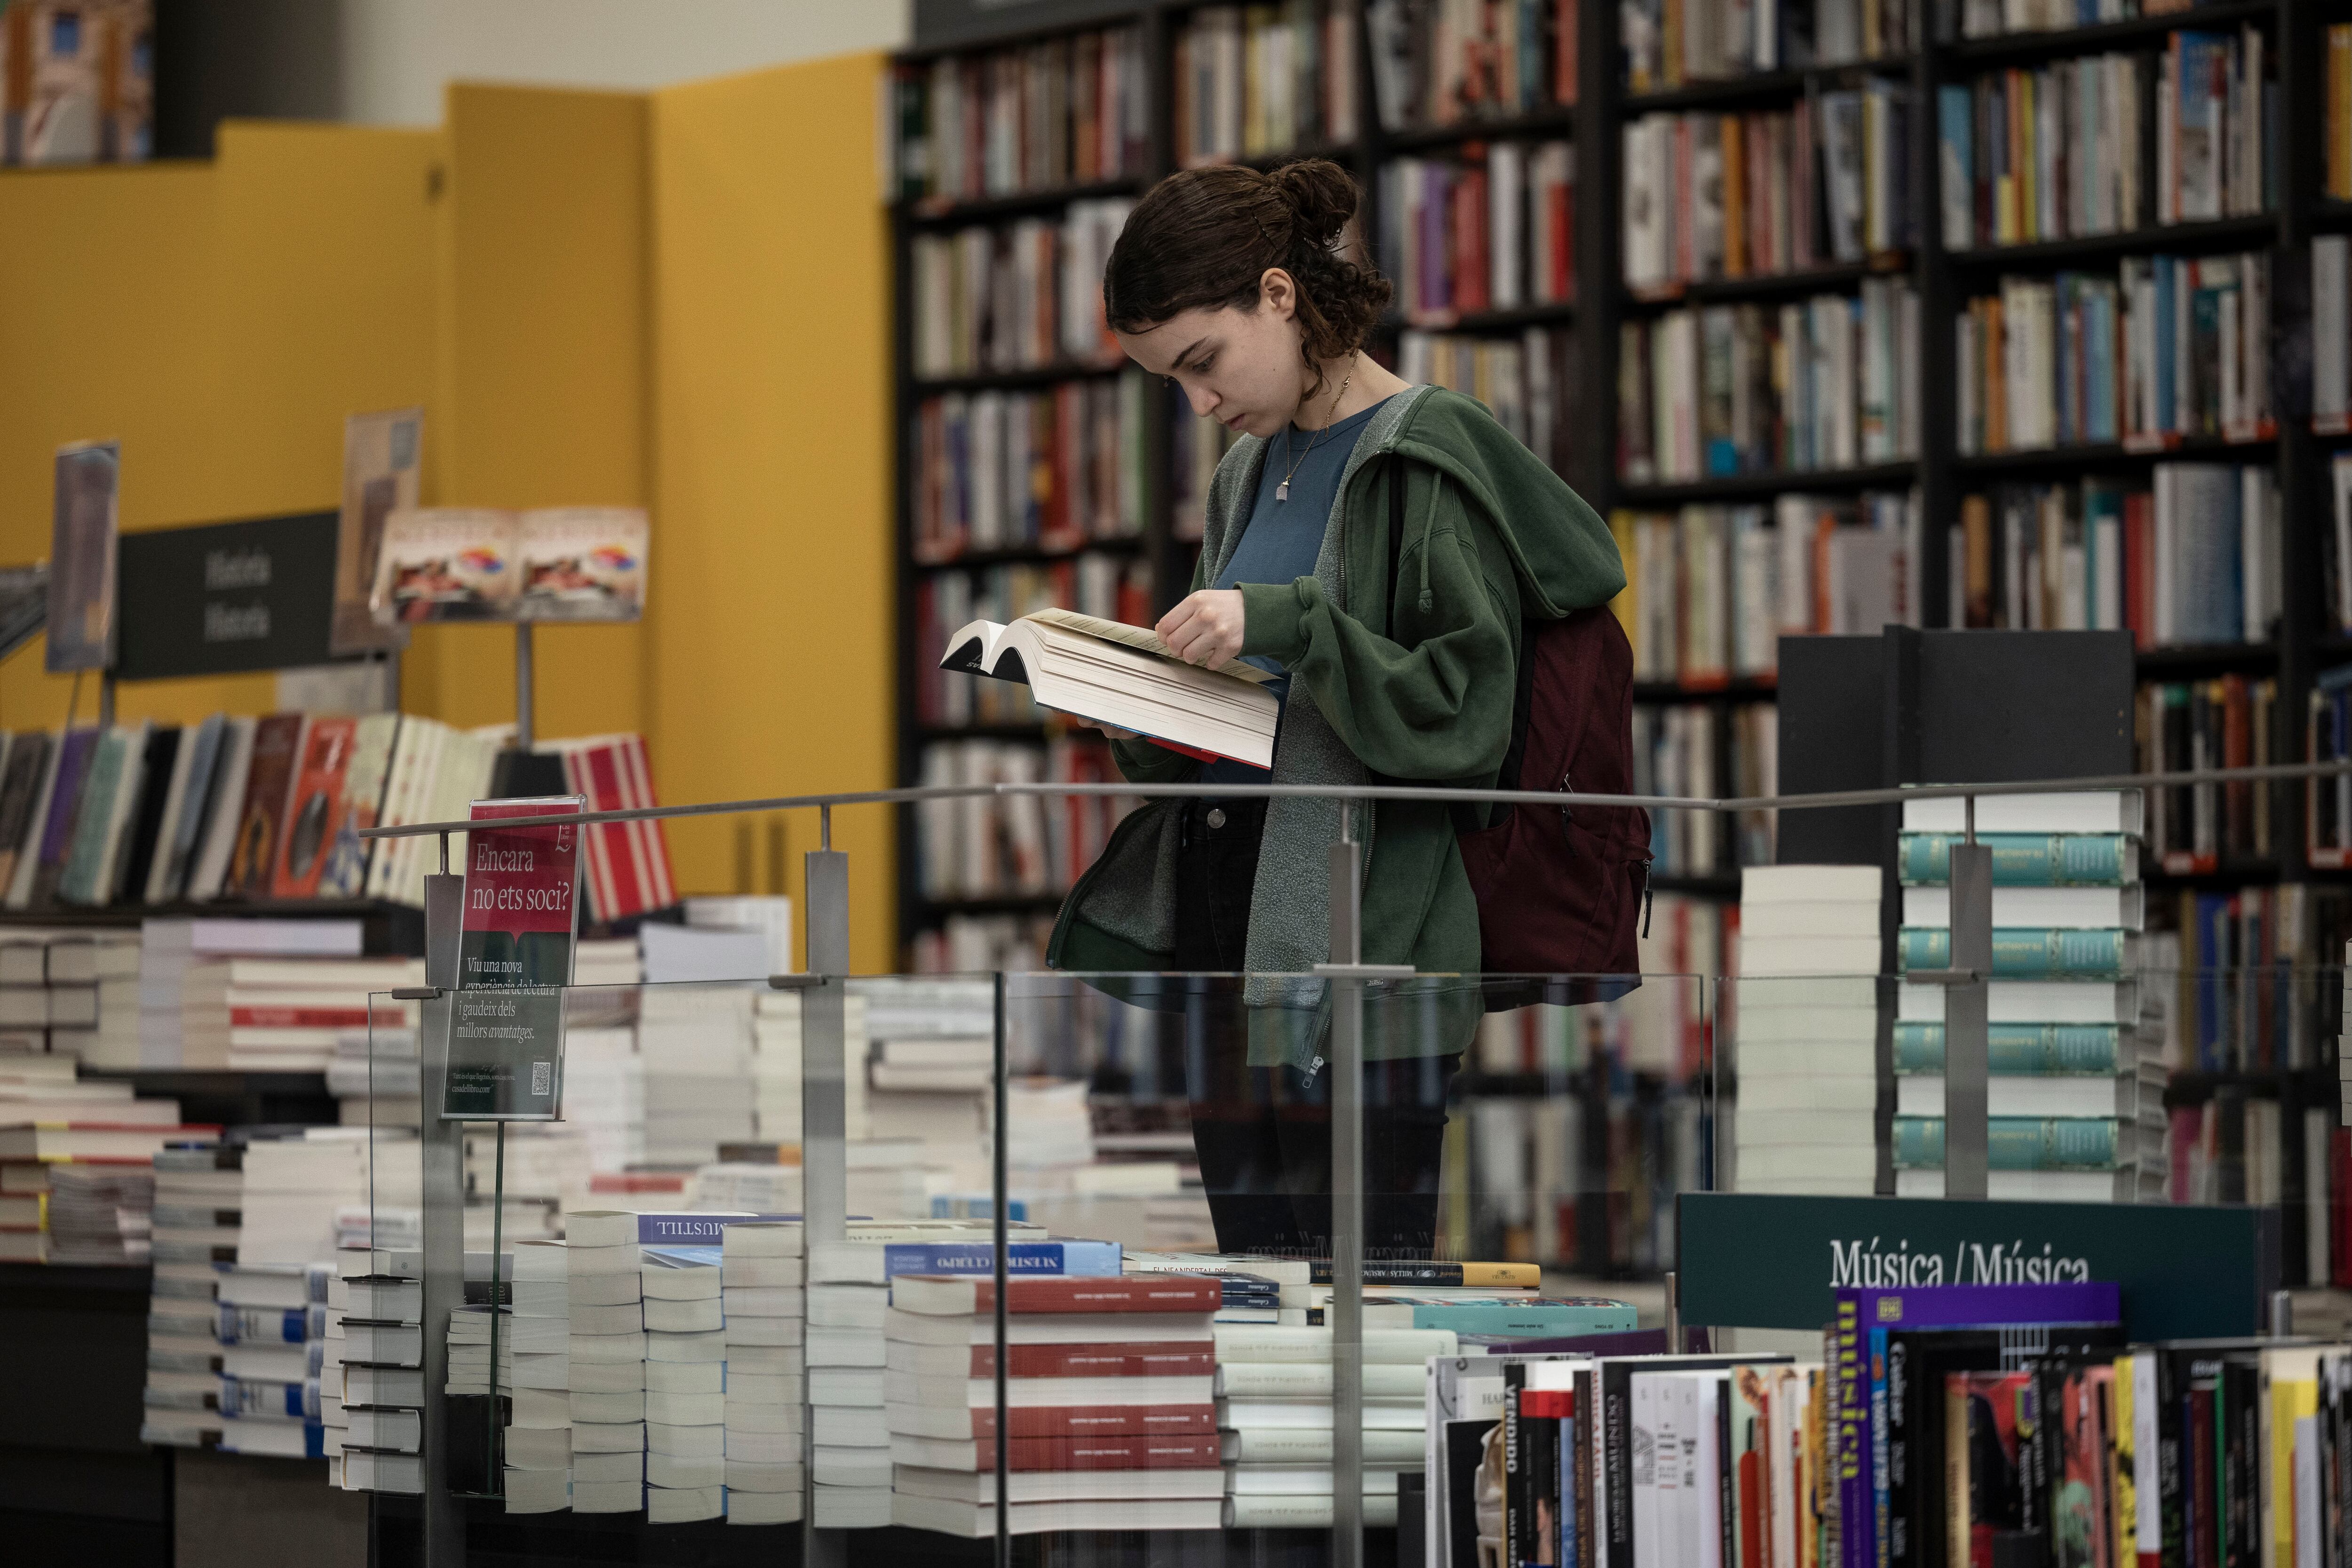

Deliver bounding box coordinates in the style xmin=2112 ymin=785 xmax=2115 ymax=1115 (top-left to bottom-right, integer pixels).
xmin=1157 ymin=589 xmax=1247 ymax=670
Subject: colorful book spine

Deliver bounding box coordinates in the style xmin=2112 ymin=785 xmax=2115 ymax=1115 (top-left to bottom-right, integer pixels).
xmin=1891 ymin=1021 xmax=2122 ymax=1075
xmin=1897 ymin=926 xmax=2130 ymax=979
xmin=1888 ymin=1115 xmax=2123 ymax=1170
xmin=880 ymin=1239 xmax=1124 ymax=1277
xmin=1896 ymin=832 xmax=2136 ymax=886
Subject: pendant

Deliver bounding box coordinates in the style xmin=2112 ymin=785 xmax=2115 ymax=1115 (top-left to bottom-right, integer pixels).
xmin=1275 ymin=481 xmax=1289 ymax=502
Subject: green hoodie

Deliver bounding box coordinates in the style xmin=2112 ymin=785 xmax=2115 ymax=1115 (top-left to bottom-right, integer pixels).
xmin=1046 ymin=384 xmax=1626 ymax=1067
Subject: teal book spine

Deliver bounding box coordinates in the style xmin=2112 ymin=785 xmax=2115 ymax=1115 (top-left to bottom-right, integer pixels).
xmin=1895 ymin=832 xmax=2135 ymax=886
xmin=1890 ymin=1022 xmax=2121 ymax=1075
xmin=1890 ymin=1116 xmax=2121 ymax=1170
xmin=58 ymin=732 xmax=124 ymax=906
xmin=1389 ymin=1300 xmax=1640 ymax=1335
xmin=1897 ymin=926 xmax=2129 ymax=979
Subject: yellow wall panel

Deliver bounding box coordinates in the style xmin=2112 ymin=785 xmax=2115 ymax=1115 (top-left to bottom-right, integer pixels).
xmin=406 ymin=84 xmax=650 ymax=742
xmin=649 ymin=55 xmax=895 ymax=970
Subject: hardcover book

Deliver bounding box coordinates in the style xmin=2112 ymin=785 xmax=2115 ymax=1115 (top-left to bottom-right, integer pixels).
xmin=270 ymin=716 xmax=357 ymax=899
xmin=226 ymin=714 xmax=305 ymax=899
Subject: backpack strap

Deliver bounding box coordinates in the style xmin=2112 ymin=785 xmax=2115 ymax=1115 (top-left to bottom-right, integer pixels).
xmin=1387 ymin=456 xmax=1537 ymax=809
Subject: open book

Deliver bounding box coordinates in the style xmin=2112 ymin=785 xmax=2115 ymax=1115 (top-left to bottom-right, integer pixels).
xmin=939 ymin=608 xmax=1279 ymax=769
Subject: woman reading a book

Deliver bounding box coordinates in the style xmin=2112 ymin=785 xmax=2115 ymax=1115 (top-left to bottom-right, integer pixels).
xmin=1046 ymin=159 xmax=1627 ymax=1260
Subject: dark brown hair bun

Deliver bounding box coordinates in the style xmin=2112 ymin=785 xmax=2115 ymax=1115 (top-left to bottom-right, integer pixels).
xmin=1103 ymin=158 xmax=1393 ymax=401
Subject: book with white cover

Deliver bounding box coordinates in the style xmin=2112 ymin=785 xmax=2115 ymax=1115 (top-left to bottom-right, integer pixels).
xmin=1900 ymin=884 xmax=2145 ymax=929
xmin=939 ymin=608 xmax=1279 ymax=769
xmin=1899 ymin=789 xmax=2144 ymax=835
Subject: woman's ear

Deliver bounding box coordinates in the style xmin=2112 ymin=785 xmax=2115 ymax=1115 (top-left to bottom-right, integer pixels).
xmin=1259 ymin=267 xmax=1299 ymax=321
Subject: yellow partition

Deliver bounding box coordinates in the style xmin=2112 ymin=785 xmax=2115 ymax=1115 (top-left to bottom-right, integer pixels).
xmin=648 ymin=55 xmax=896 ymax=970
xmin=404 ymin=84 xmax=650 ymax=740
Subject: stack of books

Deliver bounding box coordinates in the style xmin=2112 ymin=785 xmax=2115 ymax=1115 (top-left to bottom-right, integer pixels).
xmin=42 ymin=1147 xmax=153 ymax=1263
xmin=563 ymin=1211 xmax=649 ymax=1513
xmin=564 ymin=1027 xmax=644 ymax=1174
xmin=239 ymin=1129 xmax=415 ymax=1270
xmin=888 ymin=1272 xmax=1226 ymax=1536
xmin=749 ymin=987 xmax=873 ymax=1148
xmin=1 ymin=1117 xmax=214 ymax=1263
xmin=333 ymin=1251 xmax=422 ymax=1492
xmin=810 ymin=1230 xmax=909 ymax=1525
xmin=1212 ymin=1324 xmax=1452 ymax=1528
xmin=139 ymin=1140 xmax=239 ymax=1445
xmin=502 ymin=1239 xmax=572 ymax=1513
xmin=212 ymin=1262 xmax=330 ymax=1458
xmin=1895 ymin=789 xmax=2153 ymax=1201
xmin=717 ymin=1219 xmax=805 ymax=1525
xmin=0 ymin=931 xmax=139 ymax=1062
xmin=642 ymin=1247 xmax=726 ymax=1522
xmin=328 ymin=1023 xmax=420 ymax=1126
xmin=637 ymin=984 xmax=755 ymax=1167
xmin=1734 ymin=864 xmax=1884 ymax=1196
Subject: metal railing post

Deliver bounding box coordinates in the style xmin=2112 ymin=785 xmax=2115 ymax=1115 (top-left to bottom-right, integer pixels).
xmin=801 ymin=804 xmax=849 ymax=1564
xmin=1944 ymin=796 xmax=1994 ymax=1200
xmin=419 ymin=836 xmax=465 ymax=1566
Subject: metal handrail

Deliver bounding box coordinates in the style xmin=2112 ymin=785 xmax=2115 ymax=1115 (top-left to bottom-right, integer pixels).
xmin=356 ymin=756 xmax=2352 ymax=838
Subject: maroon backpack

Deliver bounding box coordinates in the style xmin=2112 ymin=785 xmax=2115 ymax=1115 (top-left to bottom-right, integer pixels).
xmin=1390 ymin=466 xmax=1652 ymax=989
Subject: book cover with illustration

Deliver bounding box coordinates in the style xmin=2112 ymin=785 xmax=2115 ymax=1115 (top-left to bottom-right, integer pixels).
xmin=270 ymin=716 xmax=357 ymax=900
xmin=369 ymin=509 xmax=517 ymax=623
xmin=516 ymin=508 xmax=647 ymax=622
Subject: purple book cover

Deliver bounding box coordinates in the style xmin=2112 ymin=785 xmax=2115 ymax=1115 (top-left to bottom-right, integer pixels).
xmin=34 ymin=727 xmax=99 ymax=878
xmin=1835 ymin=1281 xmax=2120 ymax=1568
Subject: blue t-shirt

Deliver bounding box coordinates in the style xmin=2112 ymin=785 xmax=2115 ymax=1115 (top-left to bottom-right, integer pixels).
xmin=1200 ymin=396 xmax=1389 ymax=782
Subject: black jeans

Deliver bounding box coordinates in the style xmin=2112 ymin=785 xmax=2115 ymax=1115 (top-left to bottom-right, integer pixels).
xmin=1174 ymin=797 xmax=1459 ymax=1258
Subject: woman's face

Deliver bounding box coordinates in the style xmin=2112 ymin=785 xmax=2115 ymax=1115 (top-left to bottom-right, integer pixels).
xmin=1114 ymin=268 xmax=1310 ymax=440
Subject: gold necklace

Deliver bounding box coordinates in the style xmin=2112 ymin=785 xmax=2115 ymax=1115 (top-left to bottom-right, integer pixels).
xmin=1274 ymin=367 xmax=1354 ymax=503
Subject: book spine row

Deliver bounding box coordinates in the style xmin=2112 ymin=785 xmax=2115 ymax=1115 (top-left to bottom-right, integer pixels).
xmin=1888 ymin=1113 xmax=2123 ymax=1169
xmin=1938 ymin=27 xmax=2275 ymax=250
xmin=911 ymin=374 xmax=1151 ymax=562
xmin=1624 ymin=0 xmax=1916 ymax=90
xmin=1367 ymin=0 xmax=1575 ymax=131
xmin=1612 ymin=491 xmax=1923 ymax=684
xmin=1173 ymin=1 xmax=1359 ymax=166
xmin=1634 ymin=704 xmax=1778 ymax=875
xmin=1955 ymin=253 xmax=2273 ymax=456
xmin=908 ymin=199 xmax=1133 ymax=380
xmin=1397 ymin=326 xmax=1579 ymax=473
xmin=2140 ymin=676 xmax=2280 ymax=871
xmin=1381 ymin=140 xmax=1577 ymax=321
xmin=891 ymin=26 xmax=1149 ymax=204
xmin=1894 ymin=831 xmax=2136 ymax=886
xmin=914 ymin=738 xmax=1135 ymax=902
xmin=1617 ymin=282 xmax=1921 ymax=483
xmin=1950 ymin=466 xmax=2280 ymax=646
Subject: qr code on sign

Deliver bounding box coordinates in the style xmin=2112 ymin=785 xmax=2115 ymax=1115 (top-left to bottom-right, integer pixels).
xmin=531 ymin=1061 xmax=552 ymax=1097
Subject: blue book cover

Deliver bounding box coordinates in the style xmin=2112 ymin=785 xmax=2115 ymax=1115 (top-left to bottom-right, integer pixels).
xmin=632 ymin=1211 xmax=800 ymax=1245
xmin=879 ymin=1238 xmax=1123 ymax=1277
xmin=1363 ymin=1298 xmax=1637 ymax=1335
xmin=218 ymin=1373 xmax=321 ymax=1419
xmin=1937 ymin=84 xmax=1973 ymax=249
xmin=1897 ymin=926 xmax=2128 ymax=979
xmin=217 ymin=1303 xmax=325 ymax=1345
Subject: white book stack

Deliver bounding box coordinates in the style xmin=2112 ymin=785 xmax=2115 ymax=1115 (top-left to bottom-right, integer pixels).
xmin=1212 ymin=1326 xmax=1454 ymax=1526
xmin=643 ymin=1249 xmax=727 ymax=1522
xmin=808 ymin=1235 xmax=895 ymax=1526
xmin=564 ymin=1027 xmax=644 ymax=1176
xmin=504 ymin=1239 xmax=572 ymax=1513
xmin=141 ymin=916 xmax=382 ymax=1067
xmin=1734 ymin=865 xmax=1885 ymax=1195
xmin=330 ymin=1024 xmax=422 ymax=1128
xmin=751 ymin=988 xmax=873 ymax=1146
xmin=689 ymin=1162 xmax=803 ymax=1215
xmin=239 ymin=1129 xmax=419 ymax=1270
xmin=1894 ymin=790 xmax=2147 ymax=1202
xmin=639 ymin=985 xmax=757 ymax=1167
xmin=336 ymin=1253 xmax=423 ymax=1491
xmin=461 ymin=1124 xmax=585 ymax=1239
xmin=573 ymin=936 xmax=643 ymax=990
xmin=564 ymin=1211 xmax=650 ymax=1514
xmin=139 ymin=1142 xmax=239 ymax=1448
xmin=211 ymin=1262 xmax=331 ymax=1458
xmin=446 ymin=1305 xmax=515 ymax=1396
xmin=720 ymin=1220 xmax=806 ymax=1526
xmin=15 ymin=931 xmax=143 ymax=1064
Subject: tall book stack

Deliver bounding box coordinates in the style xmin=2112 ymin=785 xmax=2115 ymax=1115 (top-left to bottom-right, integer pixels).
xmin=562 ymin=1211 xmax=649 ymax=1514
xmin=333 ymin=1255 xmax=422 ymax=1492
xmin=139 ymin=1140 xmax=238 ymax=1447
xmin=719 ymin=1220 xmax=806 ymax=1526
xmin=501 ymin=1239 xmax=572 ymax=1513
xmin=1734 ymin=864 xmax=1884 ymax=1196
xmin=641 ymin=1247 xmax=726 ymax=1523
xmin=637 ymin=985 xmax=755 ymax=1168
xmin=211 ymin=1261 xmax=330 ymax=1459
xmin=1893 ymin=790 xmax=2153 ymax=1201
xmin=1214 ymin=1324 xmax=1452 ymax=1526
xmin=888 ymin=1272 xmax=1226 ymax=1536
xmin=748 ymin=988 xmax=872 ymax=1149
xmin=564 ymin=1027 xmax=644 ymax=1174
xmin=0 ymin=931 xmax=139 ymax=1062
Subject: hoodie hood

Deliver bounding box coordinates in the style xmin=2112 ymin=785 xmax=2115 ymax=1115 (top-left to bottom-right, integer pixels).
xmin=1355 ymin=385 xmax=1626 ymax=621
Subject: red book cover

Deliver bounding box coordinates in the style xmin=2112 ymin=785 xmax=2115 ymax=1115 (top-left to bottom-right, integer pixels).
xmin=2123 ymin=494 xmax=2151 ymax=647
xmin=270 ymin=716 xmax=356 ymax=899
xmin=893 ymin=1274 xmax=1224 ymax=1315
xmin=227 ymin=714 xmax=306 ymax=898
xmin=966 ymin=1403 xmax=1218 ymax=1441
xmin=960 ymin=1433 xmax=1222 ymax=1472
xmin=230 ymin=1005 xmax=398 ymax=1029
xmin=963 ymin=1342 xmax=1217 ymax=1379
xmin=1551 ymin=0 xmax=1577 ymax=104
